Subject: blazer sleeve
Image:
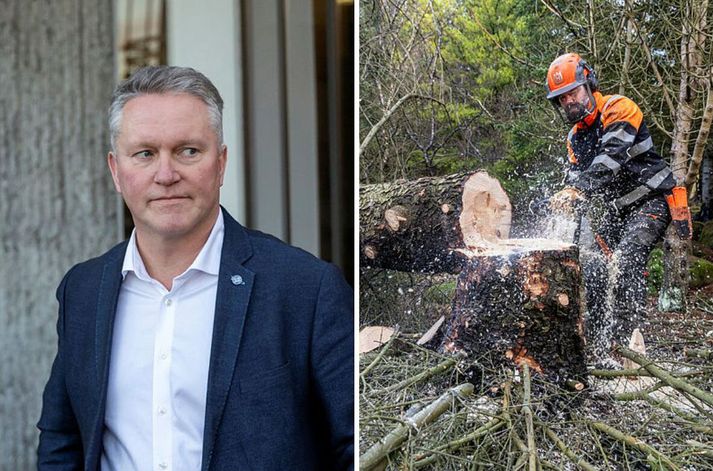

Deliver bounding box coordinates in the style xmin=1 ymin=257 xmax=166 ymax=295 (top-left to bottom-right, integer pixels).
xmin=310 ymin=263 xmax=354 ymax=471
xmin=37 ymin=268 xmax=83 ymax=470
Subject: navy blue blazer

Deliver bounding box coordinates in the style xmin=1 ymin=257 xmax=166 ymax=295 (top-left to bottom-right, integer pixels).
xmin=37 ymin=208 xmax=354 ymax=470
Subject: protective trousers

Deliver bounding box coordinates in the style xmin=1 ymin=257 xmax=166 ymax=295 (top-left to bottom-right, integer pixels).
xmin=581 ymin=195 xmax=670 ymax=353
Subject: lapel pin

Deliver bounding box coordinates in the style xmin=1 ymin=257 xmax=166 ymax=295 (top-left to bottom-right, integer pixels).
xmin=230 ymin=274 xmax=245 ymax=286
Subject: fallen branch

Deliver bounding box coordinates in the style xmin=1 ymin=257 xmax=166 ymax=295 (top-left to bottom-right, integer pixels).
xmin=541 ymin=424 xmax=599 ymax=471
xmin=591 ymin=367 xmax=708 ymax=379
xmin=611 ymin=382 xmax=664 ymax=401
xmin=412 ymin=417 xmax=504 ymax=468
xmin=359 ymin=383 xmax=474 ymax=470
xmin=589 ymin=368 xmax=650 ymax=378
xmin=685 ymin=439 xmax=713 ymax=459
xmin=361 ymin=327 xmax=400 ymax=379
xmin=685 ymin=348 xmax=712 ymax=361
xmin=590 ymin=421 xmax=680 ymax=470
xmin=616 ymin=346 xmax=713 ymax=409
xmin=615 ymin=389 xmax=704 ymax=424
xmin=503 ymin=380 xmax=532 ymax=457
xmin=689 ymin=423 xmax=713 ymax=437
xmin=359 ymin=315 xmax=713 ymax=468
xmin=371 ymin=357 xmax=457 ymax=396
xmin=565 ymin=378 xmax=586 ymax=391
xmin=521 ymin=364 xmax=539 ymax=471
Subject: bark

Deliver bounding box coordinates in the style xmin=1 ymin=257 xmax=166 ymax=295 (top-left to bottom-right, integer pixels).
xmin=370 ymin=357 xmax=457 ymax=396
xmin=542 ymin=425 xmax=598 ymax=471
xmin=670 ymin=1 xmax=697 ymax=172
xmin=440 ymin=243 xmax=587 ymax=383
xmin=359 ymin=383 xmax=475 ymax=471
xmin=616 ymin=346 xmax=713 ymax=408
xmin=521 ymin=364 xmax=539 ymax=471
xmin=659 ymin=0 xmax=709 ymax=313
xmin=0 ymin=2 xmax=116 ymax=468
xmin=699 ymin=151 xmax=713 ymax=220
xmin=658 ymin=225 xmax=691 ymax=313
xmin=586 ymin=0 xmax=597 ymax=62
xmin=686 ymin=73 xmax=713 ymax=189
xmin=685 ymin=348 xmax=711 ymax=361
xmin=619 ymin=0 xmax=632 ymax=96
xmin=590 ymin=422 xmax=680 ymax=470
xmin=360 ymin=171 xmax=511 ymax=273
xmin=412 ymin=418 xmax=504 ymax=468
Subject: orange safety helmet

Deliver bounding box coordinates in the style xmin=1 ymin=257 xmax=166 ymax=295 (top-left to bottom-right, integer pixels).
xmin=545 ymin=53 xmax=599 ymax=123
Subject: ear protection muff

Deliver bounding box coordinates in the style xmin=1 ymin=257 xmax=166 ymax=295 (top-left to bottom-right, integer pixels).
xmin=579 ymin=59 xmax=598 ymax=92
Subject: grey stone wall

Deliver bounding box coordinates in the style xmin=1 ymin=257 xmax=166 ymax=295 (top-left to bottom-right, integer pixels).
xmin=0 ymin=1 xmax=116 ymax=468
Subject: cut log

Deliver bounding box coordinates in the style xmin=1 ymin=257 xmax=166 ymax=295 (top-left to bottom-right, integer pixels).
xmin=439 ymin=240 xmax=587 ymax=382
xmin=360 ymin=171 xmax=511 ymax=273
xmin=622 ymin=328 xmax=646 ymax=370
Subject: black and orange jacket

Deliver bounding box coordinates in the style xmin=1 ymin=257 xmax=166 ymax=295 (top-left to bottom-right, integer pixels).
xmin=565 ymin=91 xmax=674 ymax=211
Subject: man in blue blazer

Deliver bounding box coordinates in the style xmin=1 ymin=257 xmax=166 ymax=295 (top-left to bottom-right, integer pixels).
xmin=37 ymin=66 xmax=354 ymax=470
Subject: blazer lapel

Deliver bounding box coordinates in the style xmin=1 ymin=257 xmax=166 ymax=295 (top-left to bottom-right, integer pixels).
xmin=87 ymin=244 xmax=126 ymax=468
xmin=202 ymin=209 xmax=255 ymax=471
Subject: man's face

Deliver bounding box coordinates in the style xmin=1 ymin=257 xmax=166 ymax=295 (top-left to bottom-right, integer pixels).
xmin=108 ymin=93 xmax=226 ymax=242
xmin=557 ymin=85 xmax=591 ymax=123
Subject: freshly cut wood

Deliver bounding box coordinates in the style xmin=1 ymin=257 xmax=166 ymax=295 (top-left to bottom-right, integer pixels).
xmin=417 ymin=316 xmax=445 ymax=345
xmin=622 ymin=328 xmax=646 ymax=370
xmin=359 ymin=326 xmax=396 ymax=354
xmin=459 ymin=172 xmax=512 ymax=247
xmin=360 ymin=171 xmax=511 ymax=273
xmin=439 ymin=240 xmax=587 ymax=382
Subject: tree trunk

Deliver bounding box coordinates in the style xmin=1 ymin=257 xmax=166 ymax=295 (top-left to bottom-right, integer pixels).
xmin=660 ymin=0 xmax=709 ymax=312
xmin=699 ymin=151 xmax=713 ymax=220
xmin=440 ymin=242 xmax=587 ymax=383
xmin=658 ymin=226 xmax=691 ymax=312
xmin=360 ymin=171 xmax=511 ymax=273
xmin=0 ymin=2 xmax=116 ymax=468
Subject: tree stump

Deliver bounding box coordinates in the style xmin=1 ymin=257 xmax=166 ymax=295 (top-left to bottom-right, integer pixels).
xmin=439 ymin=240 xmax=587 ymax=382
xmin=359 ymin=170 xmax=587 ymax=380
xmin=360 ymin=171 xmax=511 ymax=273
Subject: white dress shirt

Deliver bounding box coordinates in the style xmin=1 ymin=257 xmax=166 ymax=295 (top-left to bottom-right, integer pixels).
xmin=101 ymin=212 xmax=224 ymax=471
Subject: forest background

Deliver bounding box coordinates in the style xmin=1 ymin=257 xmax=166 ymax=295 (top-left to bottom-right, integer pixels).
xmin=359 ymin=0 xmax=713 ymax=307
xmin=358 ymin=3 xmax=713 ymax=467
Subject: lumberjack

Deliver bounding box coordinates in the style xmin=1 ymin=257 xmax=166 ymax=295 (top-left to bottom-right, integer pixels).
xmin=544 ymin=53 xmax=690 ymax=352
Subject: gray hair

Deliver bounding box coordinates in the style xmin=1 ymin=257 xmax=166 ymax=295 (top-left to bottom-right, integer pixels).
xmin=108 ymin=65 xmax=224 ymax=151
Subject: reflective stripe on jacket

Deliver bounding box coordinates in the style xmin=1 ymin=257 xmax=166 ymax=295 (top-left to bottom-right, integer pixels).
xmin=565 ymin=91 xmax=674 ymax=210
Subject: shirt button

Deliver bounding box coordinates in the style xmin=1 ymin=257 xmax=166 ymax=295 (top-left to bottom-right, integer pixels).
xmin=158 ymin=407 xmax=167 ymax=415
xmin=160 ymin=353 xmax=168 ymax=360
xmin=159 ymin=462 xmax=168 ymax=469
xmin=165 ymin=298 xmax=172 ymax=307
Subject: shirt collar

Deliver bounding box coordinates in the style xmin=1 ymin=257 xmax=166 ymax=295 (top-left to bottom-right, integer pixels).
xmin=121 ymin=210 xmax=224 ymax=281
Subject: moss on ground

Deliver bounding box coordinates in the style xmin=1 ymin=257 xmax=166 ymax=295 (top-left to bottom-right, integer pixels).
xmin=647 ymin=247 xmax=713 ymax=293
xmin=689 ymin=256 xmax=713 ymax=288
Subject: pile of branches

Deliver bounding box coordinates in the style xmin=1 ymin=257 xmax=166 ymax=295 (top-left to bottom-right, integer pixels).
xmin=359 ymin=297 xmax=713 ymax=470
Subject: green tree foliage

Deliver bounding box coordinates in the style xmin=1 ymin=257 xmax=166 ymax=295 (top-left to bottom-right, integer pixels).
xmin=360 ymin=0 xmax=567 ymax=218
xmin=360 ymin=0 xmax=713 ymax=227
